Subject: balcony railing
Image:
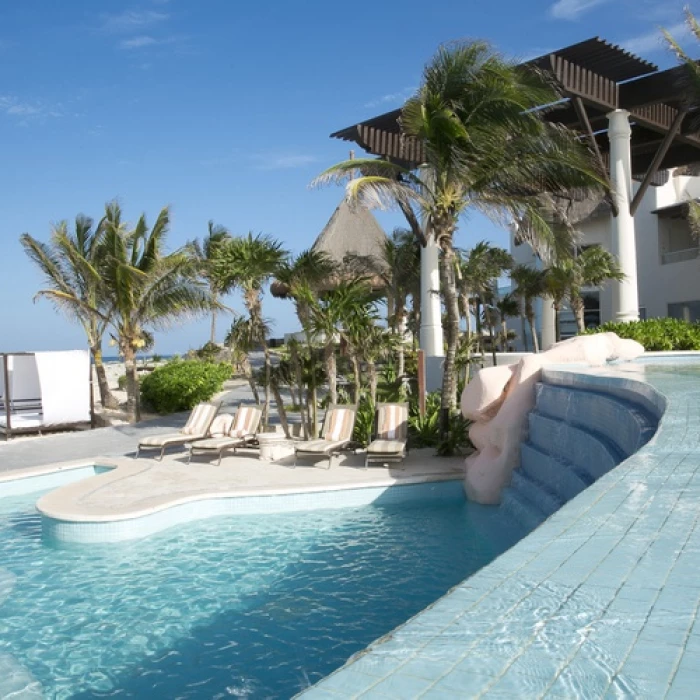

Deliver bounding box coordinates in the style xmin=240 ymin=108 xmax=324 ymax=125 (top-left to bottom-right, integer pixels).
xmin=661 ymin=247 xmax=700 ymax=265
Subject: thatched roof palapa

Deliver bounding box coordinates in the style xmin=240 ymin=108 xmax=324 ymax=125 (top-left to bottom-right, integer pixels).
xmin=272 ymin=199 xmax=389 ymax=298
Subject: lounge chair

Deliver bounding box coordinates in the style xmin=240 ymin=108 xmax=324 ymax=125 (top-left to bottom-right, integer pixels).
xmin=188 ymin=404 xmax=263 ymax=465
xmin=365 ymin=402 xmax=409 ymax=468
xmin=294 ymin=404 xmax=357 ymax=469
xmin=135 ymin=402 xmax=220 ymax=460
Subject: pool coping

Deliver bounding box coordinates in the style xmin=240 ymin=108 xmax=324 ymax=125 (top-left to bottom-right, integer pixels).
xmin=300 ymin=358 xmax=700 ymax=698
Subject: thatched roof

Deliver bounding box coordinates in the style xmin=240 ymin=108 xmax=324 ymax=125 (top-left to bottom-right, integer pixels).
xmin=270 ymin=199 xmax=390 ymax=299
xmin=312 ymin=199 xmax=388 ymax=264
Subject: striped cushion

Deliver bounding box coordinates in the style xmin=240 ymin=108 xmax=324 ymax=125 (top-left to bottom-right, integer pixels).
xmin=191 ymin=435 xmax=247 ymax=451
xmin=182 ymin=403 xmax=218 ymax=436
xmin=139 ymin=433 xmax=193 ymax=447
xmin=209 ymin=414 xmax=234 ymax=437
xmin=367 ymin=439 xmax=405 ymax=455
xmin=230 ymin=405 xmax=261 ymax=437
xmin=324 ymin=408 xmax=355 ymax=442
xmin=296 ymin=438 xmax=349 ymax=455
xmin=377 ymin=404 xmax=408 ymax=441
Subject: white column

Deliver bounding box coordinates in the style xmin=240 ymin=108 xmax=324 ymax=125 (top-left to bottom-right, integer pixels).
xmin=540 ymin=296 xmax=556 ymax=351
xmin=607 ymin=109 xmax=639 ymax=322
xmin=420 ymin=238 xmax=444 ymax=391
xmin=420 ymin=237 xmax=443 ymax=356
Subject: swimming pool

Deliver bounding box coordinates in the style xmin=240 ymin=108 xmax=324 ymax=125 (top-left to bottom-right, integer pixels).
xmin=0 ymin=483 xmax=525 ymax=698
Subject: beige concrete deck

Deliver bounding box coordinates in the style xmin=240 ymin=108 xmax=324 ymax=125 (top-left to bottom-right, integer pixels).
xmin=34 ymin=448 xmax=465 ymax=523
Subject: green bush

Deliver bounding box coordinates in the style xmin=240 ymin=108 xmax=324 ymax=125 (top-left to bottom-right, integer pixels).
xmin=117 ymin=374 xmax=127 ymax=391
xmin=140 ymin=361 xmax=232 ymax=414
xmin=585 ymin=318 xmax=700 ymax=351
xmin=407 ymin=391 xmax=472 ymax=456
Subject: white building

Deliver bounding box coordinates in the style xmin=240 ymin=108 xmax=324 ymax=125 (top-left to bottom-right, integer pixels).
xmin=510 ymin=168 xmax=700 ymax=350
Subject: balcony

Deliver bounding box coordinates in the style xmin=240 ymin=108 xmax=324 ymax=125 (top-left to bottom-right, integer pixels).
xmin=661 ymin=247 xmax=700 ymax=265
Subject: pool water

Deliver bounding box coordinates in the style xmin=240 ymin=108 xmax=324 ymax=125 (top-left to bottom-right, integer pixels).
xmin=0 ymin=486 xmax=524 ymax=698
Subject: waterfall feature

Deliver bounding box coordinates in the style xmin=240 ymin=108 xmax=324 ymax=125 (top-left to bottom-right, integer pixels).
xmin=500 ymin=378 xmax=659 ymax=532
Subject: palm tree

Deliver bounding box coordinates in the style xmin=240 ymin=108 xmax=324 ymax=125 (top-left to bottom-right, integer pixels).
xmin=543 ymin=265 xmax=569 ymax=343
xmin=225 ymin=316 xmax=262 ymax=404
xmin=565 ymin=247 xmax=624 ymax=333
xmin=217 ymin=233 xmax=286 ymax=426
xmin=511 ymin=265 xmax=547 ymax=353
xmin=308 ymin=279 xmax=376 ymax=405
xmin=20 ymin=214 xmax=119 ymax=409
xmin=192 ymin=221 xmax=231 ymax=344
xmin=343 ymin=228 xmax=420 ymax=379
xmin=457 ymin=242 xmax=513 ymax=362
xmin=495 ymin=293 xmax=520 ymax=351
xmin=273 ymin=249 xmax=337 ymax=437
xmin=315 ymin=41 xmax=603 ymax=418
xmin=100 ymin=202 xmax=212 ymax=422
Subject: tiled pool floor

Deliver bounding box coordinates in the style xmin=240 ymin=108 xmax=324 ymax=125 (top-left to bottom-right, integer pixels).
xmin=301 ymin=361 xmax=700 ymax=699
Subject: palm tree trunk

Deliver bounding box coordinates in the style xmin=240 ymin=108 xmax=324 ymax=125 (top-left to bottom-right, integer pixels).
xmin=91 ymin=345 xmax=118 ymax=409
xmin=270 ymin=376 xmax=291 ymax=438
xmin=368 ymin=361 xmax=378 ymax=406
xmin=324 ymin=342 xmax=337 ymax=405
xmin=210 ymin=293 xmax=218 ymax=343
xmin=520 ymin=314 xmax=529 ymax=351
xmin=350 ymin=355 xmax=361 ymax=404
xmin=554 ymin=303 xmax=562 ymax=342
xmin=501 ymin=320 xmax=508 ymax=352
xmin=303 ymin=331 xmax=319 ymax=437
xmin=262 ymin=342 xmax=271 ymax=429
xmin=439 ymin=242 xmax=460 ymax=428
xmin=242 ymin=357 xmax=260 ymax=404
xmin=527 ymin=312 xmax=540 ymax=353
xmin=123 ymin=344 xmax=140 ymax=423
xmin=289 ymin=342 xmax=308 ymax=439
xmin=571 ymin=296 xmax=586 ymax=334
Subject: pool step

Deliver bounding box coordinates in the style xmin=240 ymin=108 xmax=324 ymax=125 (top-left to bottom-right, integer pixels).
xmin=500 ymin=488 xmax=547 ymax=532
xmin=510 ymin=469 xmax=563 ymax=518
xmin=528 ymin=412 xmax=623 ymax=482
xmin=534 ymin=383 xmax=657 ymax=457
xmin=519 ymin=442 xmax=590 ymax=503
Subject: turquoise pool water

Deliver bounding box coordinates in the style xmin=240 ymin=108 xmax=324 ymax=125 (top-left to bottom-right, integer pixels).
xmin=0 ymin=485 xmax=525 ymax=699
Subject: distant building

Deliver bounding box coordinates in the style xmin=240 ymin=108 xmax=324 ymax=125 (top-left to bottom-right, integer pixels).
xmin=509 ymin=168 xmax=700 ymax=350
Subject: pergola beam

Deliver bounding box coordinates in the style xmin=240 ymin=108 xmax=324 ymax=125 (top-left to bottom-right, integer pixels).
xmin=572 ymin=96 xmax=619 ymax=216
xmin=630 ymin=108 xmax=687 ymax=215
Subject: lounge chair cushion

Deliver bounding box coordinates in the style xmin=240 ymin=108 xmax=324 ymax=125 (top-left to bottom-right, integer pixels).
xmin=138 ymin=432 xmax=202 ymax=448
xmin=367 ymin=439 xmax=406 ymax=455
xmin=377 ymin=404 xmax=408 ymax=441
xmin=182 ymin=403 xmax=219 ymax=436
xmin=295 ymin=438 xmax=349 ymax=455
xmin=190 ymin=435 xmax=248 ymax=452
xmin=230 ymin=405 xmax=260 ymax=438
xmin=209 ymin=414 xmax=234 ymax=437
xmin=324 ymin=407 xmax=355 ymax=442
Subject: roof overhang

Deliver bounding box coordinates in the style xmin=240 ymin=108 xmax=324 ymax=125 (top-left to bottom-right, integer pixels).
xmin=651 ymin=200 xmax=699 ymax=218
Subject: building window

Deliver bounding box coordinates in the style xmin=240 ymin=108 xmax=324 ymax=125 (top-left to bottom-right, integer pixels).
xmin=668 ymin=300 xmax=700 ymax=323
xmin=659 ymin=217 xmax=699 ymax=264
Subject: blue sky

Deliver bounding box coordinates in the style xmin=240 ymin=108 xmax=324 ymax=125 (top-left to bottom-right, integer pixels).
xmin=1 ymin=0 xmax=695 ymax=354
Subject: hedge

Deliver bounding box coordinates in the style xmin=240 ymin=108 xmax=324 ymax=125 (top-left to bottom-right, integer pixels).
xmin=585 ymin=318 xmax=700 ymax=351
xmin=140 ymin=360 xmax=232 ymax=414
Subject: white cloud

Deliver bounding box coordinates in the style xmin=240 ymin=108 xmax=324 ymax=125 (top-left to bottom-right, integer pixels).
xmin=549 ymin=0 xmax=610 ymax=20
xmin=251 ymin=153 xmax=319 ymax=170
xmin=101 ymin=10 xmax=169 ymax=33
xmin=364 ymin=87 xmax=416 ymax=109
xmin=0 ymin=95 xmax=63 ymax=122
xmin=621 ymin=21 xmax=689 ymax=55
xmin=120 ymin=35 xmax=159 ymax=49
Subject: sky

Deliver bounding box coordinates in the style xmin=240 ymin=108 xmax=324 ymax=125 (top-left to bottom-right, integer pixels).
xmin=1 ymin=0 xmax=696 ymax=355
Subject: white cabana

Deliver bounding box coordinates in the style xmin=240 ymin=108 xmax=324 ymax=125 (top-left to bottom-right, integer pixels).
xmin=0 ymin=350 xmax=92 ymax=439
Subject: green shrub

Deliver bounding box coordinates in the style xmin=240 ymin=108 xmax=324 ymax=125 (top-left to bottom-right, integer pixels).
xmin=117 ymin=374 xmax=127 ymax=391
xmin=140 ymin=361 xmax=232 ymax=414
xmin=195 ymin=341 xmax=222 ymax=362
xmin=585 ymin=318 xmax=700 ymax=351
xmin=407 ymin=391 xmax=472 ymax=455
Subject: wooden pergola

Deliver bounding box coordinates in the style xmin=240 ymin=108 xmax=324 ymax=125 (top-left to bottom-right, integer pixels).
xmin=331 ymin=37 xmax=700 ymax=213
